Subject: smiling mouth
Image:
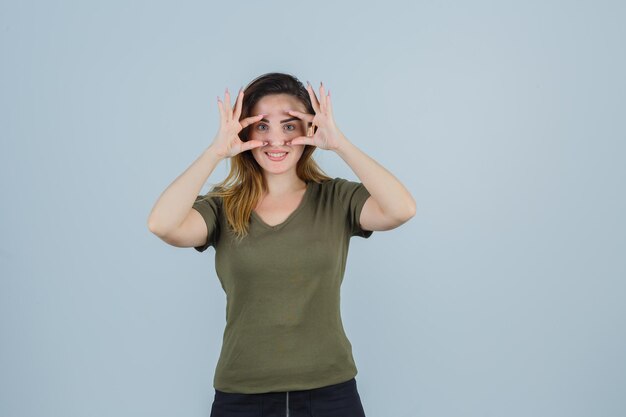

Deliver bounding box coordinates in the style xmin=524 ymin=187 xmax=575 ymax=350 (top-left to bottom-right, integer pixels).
xmin=265 ymin=151 xmax=288 ymax=161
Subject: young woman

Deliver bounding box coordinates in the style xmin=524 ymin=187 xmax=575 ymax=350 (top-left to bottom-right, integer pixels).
xmin=147 ymin=72 xmax=416 ymax=417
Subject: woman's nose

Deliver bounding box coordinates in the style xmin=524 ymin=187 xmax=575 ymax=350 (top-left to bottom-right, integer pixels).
xmin=266 ymin=136 xmax=287 ymax=146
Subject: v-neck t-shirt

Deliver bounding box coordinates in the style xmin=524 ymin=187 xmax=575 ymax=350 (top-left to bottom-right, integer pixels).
xmin=191 ymin=177 xmax=373 ymax=394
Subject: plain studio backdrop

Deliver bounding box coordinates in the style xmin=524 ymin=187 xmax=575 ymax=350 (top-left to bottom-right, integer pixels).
xmin=1 ymin=1 xmax=625 ymax=416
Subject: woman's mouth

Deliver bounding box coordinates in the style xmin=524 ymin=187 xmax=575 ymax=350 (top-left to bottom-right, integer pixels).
xmin=265 ymin=152 xmax=288 ymax=161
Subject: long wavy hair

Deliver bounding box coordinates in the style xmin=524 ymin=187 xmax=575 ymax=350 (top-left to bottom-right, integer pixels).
xmin=199 ymin=72 xmax=332 ymax=241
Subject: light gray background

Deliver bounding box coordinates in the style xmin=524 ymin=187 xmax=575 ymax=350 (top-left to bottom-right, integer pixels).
xmin=2 ymin=1 xmax=625 ymax=416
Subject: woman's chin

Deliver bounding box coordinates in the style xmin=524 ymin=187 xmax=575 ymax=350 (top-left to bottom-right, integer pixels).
xmin=260 ymin=165 xmax=293 ymax=175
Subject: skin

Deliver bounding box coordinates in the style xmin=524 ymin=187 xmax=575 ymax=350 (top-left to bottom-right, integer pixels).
xmin=148 ymin=80 xmax=414 ymax=249
xmin=248 ymin=94 xmax=309 ymax=196
xmin=212 ymin=81 xmax=416 ymax=232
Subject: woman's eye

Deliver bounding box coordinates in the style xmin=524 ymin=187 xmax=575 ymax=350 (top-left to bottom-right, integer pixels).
xmin=256 ymin=124 xmax=296 ymax=131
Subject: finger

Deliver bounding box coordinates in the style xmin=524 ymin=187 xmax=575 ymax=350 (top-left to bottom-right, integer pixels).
xmin=285 ymin=109 xmax=315 ymax=137
xmin=326 ymin=90 xmax=333 ymax=117
xmin=289 ymin=136 xmax=315 ymax=146
xmin=286 ymin=109 xmax=314 ymax=123
xmin=319 ymin=81 xmax=326 ymax=113
xmin=224 ymin=87 xmax=232 ymax=119
xmin=241 ymin=139 xmax=266 ymax=152
xmin=240 ymin=113 xmax=266 ymax=129
xmin=233 ymin=87 xmax=244 ymax=120
xmin=217 ymin=97 xmax=226 ymax=124
xmin=306 ymin=81 xmax=321 ymax=114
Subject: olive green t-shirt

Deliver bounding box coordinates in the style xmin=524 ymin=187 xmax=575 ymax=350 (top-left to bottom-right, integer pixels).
xmin=191 ymin=177 xmax=373 ymax=394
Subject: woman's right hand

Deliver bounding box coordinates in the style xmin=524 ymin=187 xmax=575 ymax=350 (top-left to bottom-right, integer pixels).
xmin=208 ymin=87 xmax=266 ymax=160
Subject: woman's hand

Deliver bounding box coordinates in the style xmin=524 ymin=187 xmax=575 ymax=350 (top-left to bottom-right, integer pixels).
xmin=209 ymin=88 xmax=267 ymax=160
xmin=285 ymin=81 xmax=348 ymax=152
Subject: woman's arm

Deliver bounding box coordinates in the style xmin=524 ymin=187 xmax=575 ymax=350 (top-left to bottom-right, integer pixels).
xmin=148 ymin=88 xmax=266 ymax=238
xmin=147 ymin=146 xmax=223 ymax=237
xmin=286 ymin=81 xmax=416 ymax=232
xmin=335 ymin=135 xmax=416 ymax=231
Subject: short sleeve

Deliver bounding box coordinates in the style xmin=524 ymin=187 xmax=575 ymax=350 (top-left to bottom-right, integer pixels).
xmin=191 ymin=194 xmax=221 ymax=252
xmin=332 ymin=177 xmax=373 ymax=239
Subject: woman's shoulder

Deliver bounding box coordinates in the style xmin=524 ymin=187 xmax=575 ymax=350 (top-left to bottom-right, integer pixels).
xmin=315 ymin=176 xmax=361 ymax=190
xmin=310 ymin=177 xmax=342 ymax=193
xmin=315 ymin=176 xmax=350 ymax=187
xmin=194 ymin=185 xmax=226 ymax=207
xmin=311 ymin=177 xmax=364 ymax=203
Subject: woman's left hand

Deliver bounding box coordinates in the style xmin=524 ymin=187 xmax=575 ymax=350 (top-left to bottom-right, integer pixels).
xmin=285 ymin=81 xmax=347 ymax=152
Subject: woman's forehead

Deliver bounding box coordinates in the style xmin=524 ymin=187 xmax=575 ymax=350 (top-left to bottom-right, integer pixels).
xmin=252 ymin=94 xmax=304 ymax=113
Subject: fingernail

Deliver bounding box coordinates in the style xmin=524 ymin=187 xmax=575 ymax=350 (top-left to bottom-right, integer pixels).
xmin=306 ymin=80 xmax=310 ymax=86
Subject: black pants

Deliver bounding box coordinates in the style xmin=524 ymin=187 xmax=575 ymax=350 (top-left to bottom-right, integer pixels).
xmin=209 ymin=377 xmax=367 ymax=417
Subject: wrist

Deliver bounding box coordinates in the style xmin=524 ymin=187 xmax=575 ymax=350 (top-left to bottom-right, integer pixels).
xmin=204 ymin=146 xmax=225 ymax=163
xmin=334 ymin=134 xmax=353 ymax=156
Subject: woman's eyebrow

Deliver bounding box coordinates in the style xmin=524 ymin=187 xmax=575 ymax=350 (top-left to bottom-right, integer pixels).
xmin=259 ymin=116 xmax=299 ymax=123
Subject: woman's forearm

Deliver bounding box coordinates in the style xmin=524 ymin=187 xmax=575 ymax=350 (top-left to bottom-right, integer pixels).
xmin=335 ymin=134 xmax=416 ymax=221
xmin=147 ymin=145 xmax=223 ymax=236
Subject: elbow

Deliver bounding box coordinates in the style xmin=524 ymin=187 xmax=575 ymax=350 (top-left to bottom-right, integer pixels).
xmin=398 ymin=210 xmax=416 ymax=225
xmin=147 ymin=216 xmax=166 ymax=237
xmin=386 ymin=205 xmax=416 ymax=228
xmin=147 ymin=219 xmax=158 ymax=236
xmin=381 ymin=198 xmax=416 ymax=227
xmin=399 ymin=198 xmax=417 ymax=223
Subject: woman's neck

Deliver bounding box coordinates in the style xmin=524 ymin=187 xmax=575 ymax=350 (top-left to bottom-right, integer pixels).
xmin=262 ymin=173 xmax=306 ymax=197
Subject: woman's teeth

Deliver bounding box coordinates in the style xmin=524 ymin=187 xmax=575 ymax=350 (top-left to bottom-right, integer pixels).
xmin=265 ymin=152 xmax=287 ymax=161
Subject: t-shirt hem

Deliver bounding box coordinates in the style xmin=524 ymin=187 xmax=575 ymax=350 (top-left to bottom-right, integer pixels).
xmin=213 ymin=369 xmax=358 ymax=394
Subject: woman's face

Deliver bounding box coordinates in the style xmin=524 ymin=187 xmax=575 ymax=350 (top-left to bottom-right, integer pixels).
xmin=248 ymin=94 xmax=308 ymax=177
